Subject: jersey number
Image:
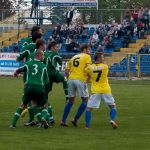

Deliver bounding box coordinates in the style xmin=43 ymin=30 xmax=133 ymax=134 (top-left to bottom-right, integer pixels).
xmin=32 ymin=64 xmax=38 ymax=75
xmin=73 ymin=57 xmax=80 ymax=67
xmin=93 ymin=70 xmax=102 ymax=82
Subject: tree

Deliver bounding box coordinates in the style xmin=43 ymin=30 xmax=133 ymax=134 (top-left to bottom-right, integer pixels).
xmin=0 ymin=0 xmax=29 ymax=21
xmin=0 ymin=0 xmax=15 ymax=21
xmin=99 ymin=0 xmax=150 ymax=22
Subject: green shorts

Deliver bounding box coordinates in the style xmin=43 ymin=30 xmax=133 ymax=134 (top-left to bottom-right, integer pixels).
xmin=22 ymin=84 xmax=47 ymax=107
xmin=50 ymin=72 xmax=65 ymax=83
xmin=47 ymin=72 xmax=66 ymax=93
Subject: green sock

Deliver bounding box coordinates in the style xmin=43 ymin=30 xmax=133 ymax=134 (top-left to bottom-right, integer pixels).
xmin=48 ymin=104 xmax=53 ymax=120
xmin=12 ymin=107 xmax=23 ymax=126
xmin=28 ymin=106 xmax=34 ymax=122
xmin=63 ymin=80 xmax=68 ymax=100
xmin=33 ymin=106 xmax=41 ymax=123
xmin=41 ymin=109 xmax=49 ymax=123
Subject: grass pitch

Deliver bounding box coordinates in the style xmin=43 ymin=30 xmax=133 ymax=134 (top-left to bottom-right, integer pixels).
xmin=0 ymin=77 xmax=150 ymax=150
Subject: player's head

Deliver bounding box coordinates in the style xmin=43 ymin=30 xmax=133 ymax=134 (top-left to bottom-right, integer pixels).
xmin=31 ymin=26 xmax=43 ymax=36
xmin=34 ymin=49 xmax=44 ymax=61
xmin=36 ymin=39 xmax=46 ymax=51
xmin=47 ymin=41 xmax=59 ymax=52
xmin=94 ymin=52 xmax=104 ymax=63
xmin=32 ymin=32 xmax=43 ymax=43
xmin=81 ymin=44 xmax=91 ymax=55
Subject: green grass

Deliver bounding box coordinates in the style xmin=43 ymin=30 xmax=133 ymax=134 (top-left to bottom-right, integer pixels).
xmin=0 ymin=77 xmax=150 ymax=150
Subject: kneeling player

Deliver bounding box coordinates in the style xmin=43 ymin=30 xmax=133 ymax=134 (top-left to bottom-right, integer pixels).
xmin=85 ymin=52 xmax=118 ymax=129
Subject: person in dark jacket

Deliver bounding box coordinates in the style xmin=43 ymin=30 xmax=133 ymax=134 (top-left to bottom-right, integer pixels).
xmin=66 ymin=8 xmax=74 ymax=27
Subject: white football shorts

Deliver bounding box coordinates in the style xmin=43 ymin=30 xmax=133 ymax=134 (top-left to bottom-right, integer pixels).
xmin=87 ymin=93 xmax=115 ymax=108
xmin=68 ymin=80 xmax=89 ymax=98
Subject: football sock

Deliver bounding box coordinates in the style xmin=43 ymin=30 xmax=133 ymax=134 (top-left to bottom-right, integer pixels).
xmin=48 ymin=104 xmax=53 ymax=120
xmin=28 ymin=105 xmax=34 ymax=122
xmin=33 ymin=106 xmax=41 ymax=123
xmin=62 ymin=101 xmax=73 ymax=123
xmin=63 ymin=80 xmax=68 ymax=100
xmin=74 ymin=101 xmax=87 ymax=122
xmin=12 ymin=107 xmax=23 ymax=126
xmin=85 ymin=110 xmax=91 ymax=128
xmin=41 ymin=109 xmax=49 ymax=123
xmin=110 ymin=108 xmax=117 ymax=121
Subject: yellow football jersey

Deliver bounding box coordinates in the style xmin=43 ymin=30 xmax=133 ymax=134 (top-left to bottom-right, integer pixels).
xmin=85 ymin=63 xmax=111 ymax=94
xmin=66 ymin=53 xmax=92 ymax=82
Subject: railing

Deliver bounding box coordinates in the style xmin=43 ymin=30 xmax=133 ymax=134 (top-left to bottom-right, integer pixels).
xmin=0 ymin=8 xmax=150 ymax=25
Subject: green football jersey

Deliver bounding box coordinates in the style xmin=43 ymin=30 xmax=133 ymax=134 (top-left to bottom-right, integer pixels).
xmin=24 ymin=37 xmax=32 ymax=44
xmin=20 ymin=37 xmax=32 ymax=52
xmin=28 ymin=52 xmax=35 ymax=61
xmin=17 ymin=43 xmax=36 ymax=61
xmin=18 ymin=60 xmax=49 ymax=86
xmin=44 ymin=51 xmax=62 ymax=76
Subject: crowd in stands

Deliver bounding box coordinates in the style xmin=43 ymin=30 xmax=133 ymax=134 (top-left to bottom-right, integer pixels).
xmin=48 ymin=7 xmax=150 ymax=54
xmin=0 ymin=7 xmax=150 ymax=55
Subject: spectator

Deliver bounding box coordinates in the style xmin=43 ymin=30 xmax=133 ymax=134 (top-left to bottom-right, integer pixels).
xmin=124 ymin=10 xmax=131 ymax=22
xmin=96 ymin=44 xmax=104 ymax=53
xmin=122 ymin=31 xmax=131 ymax=48
xmin=106 ymin=36 xmax=114 ymax=49
xmin=139 ymin=42 xmax=150 ymax=54
xmin=66 ymin=7 xmax=74 ymax=27
xmin=89 ymin=32 xmax=99 ymax=49
xmin=143 ymin=8 xmax=149 ymax=29
xmin=132 ymin=9 xmax=139 ymax=24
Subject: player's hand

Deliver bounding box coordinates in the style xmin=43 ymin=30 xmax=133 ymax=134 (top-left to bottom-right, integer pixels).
xmin=14 ymin=72 xmax=19 ymax=78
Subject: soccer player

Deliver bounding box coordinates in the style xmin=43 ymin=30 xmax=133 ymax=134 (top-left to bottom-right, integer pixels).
xmin=23 ymin=39 xmax=55 ymax=126
xmin=17 ymin=32 xmax=43 ymax=62
xmin=44 ymin=41 xmax=68 ymax=102
xmin=85 ymin=52 xmax=118 ymax=129
xmin=21 ymin=25 xmax=43 ymax=47
xmin=28 ymin=39 xmax=47 ymax=61
xmin=10 ymin=49 xmax=50 ymax=129
xmin=44 ymin=41 xmax=69 ymax=124
xmin=16 ymin=32 xmax=43 ymax=125
xmin=61 ymin=44 xmax=92 ymax=127
xmin=22 ymin=39 xmax=47 ymax=126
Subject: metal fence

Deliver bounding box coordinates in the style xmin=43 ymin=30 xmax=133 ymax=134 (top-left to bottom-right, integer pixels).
xmin=0 ymin=8 xmax=147 ymax=26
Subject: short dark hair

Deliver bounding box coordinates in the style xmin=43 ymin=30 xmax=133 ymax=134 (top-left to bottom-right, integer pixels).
xmin=36 ymin=39 xmax=46 ymax=49
xmin=94 ymin=52 xmax=104 ymax=61
xmin=80 ymin=44 xmax=90 ymax=52
xmin=31 ymin=26 xmax=41 ymax=35
xmin=47 ymin=41 xmax=58 ymax=50
xmin=32 ymin=32 xmax=43 ymax=42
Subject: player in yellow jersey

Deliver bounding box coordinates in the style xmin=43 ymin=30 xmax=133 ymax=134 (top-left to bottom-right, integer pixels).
xmin=61 ymin=44 xmax=92 ymax=127
xmin=85 ymin=52 xmax=118 ymax=129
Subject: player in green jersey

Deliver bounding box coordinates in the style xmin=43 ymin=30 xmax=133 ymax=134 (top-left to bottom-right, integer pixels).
xmin=28 ymin=39 xmax=46 ymax=61
xmin=22 ymin=39 xmax=47 ymax=126
xmin=23 ymin=39 xmax=55 ymax=126
xmin=21 ymin=26 xmax=43 ymax=48
xmin=16 ymin=32 xmax=43 ymax=126
xmin=44 ymin=41 xmax=68 ymax=102
xmin=11 ymin=49 xmax=50 ymax=129
xmin=17 ymin=32 xmax=43 ymax=62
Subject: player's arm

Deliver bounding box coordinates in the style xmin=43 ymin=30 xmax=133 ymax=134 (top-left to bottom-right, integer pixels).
xmin=84 ymin=55 xmax=92 ymax=71
xmin=56 ymin=55 xmax=62 ymax=66
xmin=85 ymin=65 xmax=91 ymax=83
xmin=65 ymin=59 xmax=71 ymax=79
xmin=17 ymin=50 xmax=29 ymax=62
xmin=43 ymin=67 xmax=50 ymax=93
xmin=14 ymin=64 xmax=27 ymax=77
xmin=43 ymin=67 xmax=49 ymax=85
xmin=52 ymin=55 xmax=62 ymax=67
